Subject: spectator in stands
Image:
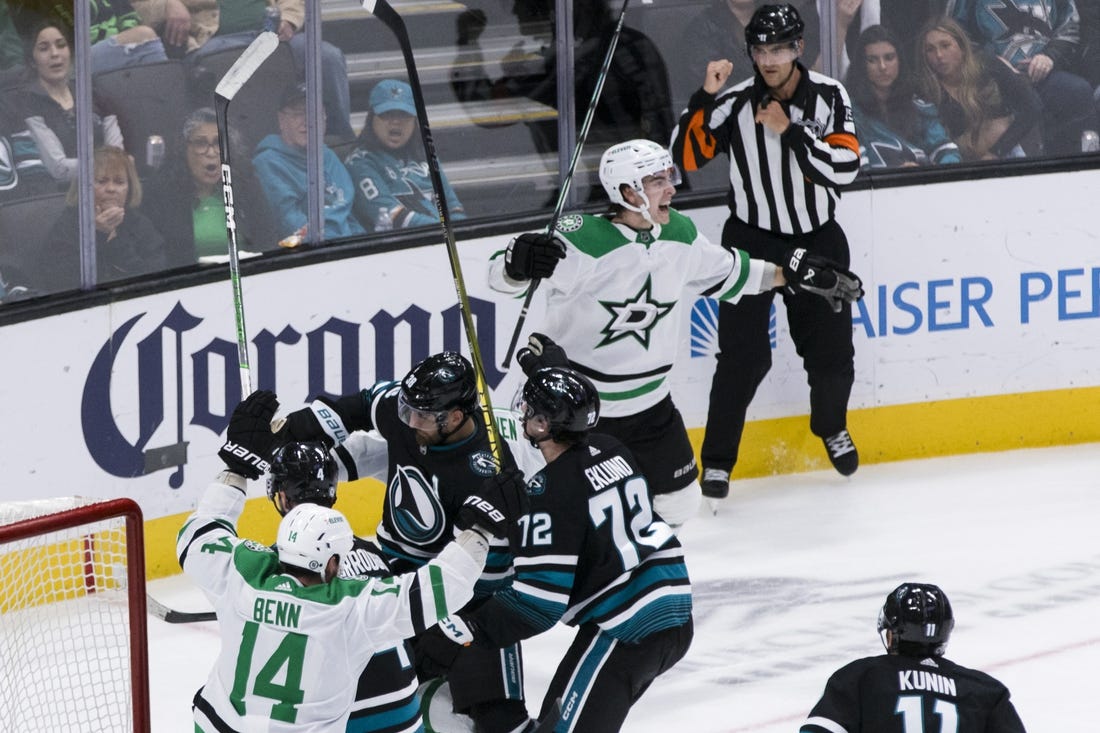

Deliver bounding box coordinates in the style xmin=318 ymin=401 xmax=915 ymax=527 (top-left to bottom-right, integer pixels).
xmin=915 ymin=17 xmax=1042 ymax=160
xmin=43 ymin=146 xmax=166 ymax=292
xmin=453 ymin=0 xmax=675 ymax=200
xmin=14 ymin=21 xmax=125 ymax=183
xmin=832 ymin=1 xmax=948 ymax=77
xmin=252 ymin=82 xmax=364 ymax=242
xmin=143 ymin=107 xmax=276 ymax=267
xmin=676 ymin=0 xmax=821 ymax=95
xmin=0 ymin=101 xmax=55 ymax=202
xmin=949 ymin=0 xmax=1098 ymax=156
xmin=345 ymin=79 xmax=465 ymax=232
xmin=0 ymin=4 xmax=24 ymax=80
xmin=87 ymin=0 xmax=170 ymax=73
xmin=185 ymin=0 xmax=354 ymax=141
xmin=845 ymin=24 xmax=961 ymax=168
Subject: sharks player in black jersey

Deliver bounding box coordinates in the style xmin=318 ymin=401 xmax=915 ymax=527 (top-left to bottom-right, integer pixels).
xmin=427 ymin=366 xmax=693 ymax=732
xmin=263 ymin=438 xmax=423 ymax=733
xmin=800 ymin=582 xmax=1026 ymax=733
xmin=276 ymin=353 xmax=535 ymax=733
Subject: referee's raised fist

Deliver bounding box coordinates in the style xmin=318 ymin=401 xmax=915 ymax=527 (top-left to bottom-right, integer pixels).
xmin=704 ymin=59 xmax=734 ymax=94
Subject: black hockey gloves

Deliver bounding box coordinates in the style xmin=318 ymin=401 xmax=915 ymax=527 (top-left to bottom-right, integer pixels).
xmin=782 ymin=248 xmax=864 ymax=313
xmin=504 ymin=232 xmax=566 ymax=281
xmin=277 ymin=393 xmax=367 ymax=448
xmin=456 ymin=467 xmax=530 ymax=541
xmin=516 ymin=332 xmax=569 ymax=377
xmin=219 ymin=390 xmax=279 ymax=480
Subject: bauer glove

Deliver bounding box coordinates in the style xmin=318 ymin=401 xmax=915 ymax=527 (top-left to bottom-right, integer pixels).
xmin=455 ymin=467 xmax=530 ymax=541
xmin=219 ymin=390 xmax=279 ymax=479
xmin=504 ymin=232 xmax=565 ymax=280
xmin=781 ymin=248 xmax=864 ymax=313
xmin=516 ymin=332 xmax=569 ymax=377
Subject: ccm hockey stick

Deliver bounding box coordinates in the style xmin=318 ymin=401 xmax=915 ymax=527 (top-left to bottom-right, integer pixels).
xmin=360 ymin=0 xmax=506 ymax=466
xmin=500 ymin=0 xmax=632 ymax=368
xmin=147 ymin=594 xmax=216 ymax=624
xmin=214 ymin=31 xmax=280 ymax=398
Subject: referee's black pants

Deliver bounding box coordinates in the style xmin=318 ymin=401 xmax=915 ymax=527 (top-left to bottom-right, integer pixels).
xmin=700 ymin=217 xmax=855 ymax=474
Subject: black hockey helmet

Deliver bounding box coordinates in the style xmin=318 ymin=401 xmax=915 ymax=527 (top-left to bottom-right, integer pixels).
xmin=745 ymin=4 xmax=804 ymax=48
xmin=399 ymin=352 xmax=479 ymax=415
xmin=266 ymin=441 xmax=337 ymax=516
xmin=877 ymin=582 xmax=954 ymax=657
xmin=517 ymin=367 xmax=599 ymax=442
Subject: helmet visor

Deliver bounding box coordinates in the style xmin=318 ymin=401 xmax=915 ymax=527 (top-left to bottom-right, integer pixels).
xmin=511 ymin=390 xmax=551 ymax=437
xmin=397 ymin=391 xmax=448 ymax=430
xmin=750 ymin=42 xmax=799 ymax=64
xmin=641 ymin=167 xmax=682 ymax=194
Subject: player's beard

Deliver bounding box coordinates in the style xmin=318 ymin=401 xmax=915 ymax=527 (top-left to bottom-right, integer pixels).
xmin=413 ymin=427 xmax=443 ymax=447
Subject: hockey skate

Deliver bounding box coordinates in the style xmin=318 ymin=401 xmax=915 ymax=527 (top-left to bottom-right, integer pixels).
xmin=823 ymin=429 xmax=859 ymax=476
xmin=700 ymin=467 xmax=730 ymax=499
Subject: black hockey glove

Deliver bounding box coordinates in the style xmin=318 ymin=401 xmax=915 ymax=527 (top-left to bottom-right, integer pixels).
xmin=781 ymin=248 xmax=865 ymax=313
xmin=415 ymin=615 xmax=479 ymax=677
xmin=504 ymin=232 xmax=565 ymax=281
xmin=219 ymin=390 xmax=279 ymax=480
xmin=515 ymin=332 xmax=569 ymax=377
xmin=455 ymin=467 xmax=530 ymax=541
xmin=276 ymin=393 xmax=366 ymax=449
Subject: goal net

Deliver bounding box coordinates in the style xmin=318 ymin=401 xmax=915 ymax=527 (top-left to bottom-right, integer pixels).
xmin=0 ymin=496 xmax=150 ymax=732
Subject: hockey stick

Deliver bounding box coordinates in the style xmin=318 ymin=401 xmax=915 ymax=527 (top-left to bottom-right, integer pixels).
xmin=147 ymin=594 xmax=216 ymax=624
xmin=360 ymin=0 xmax=506 ymax=466
xmin=214 ymin=31 xmax=280 ymax=398
xmin=500 ymin=0 xmax=632 ymax=368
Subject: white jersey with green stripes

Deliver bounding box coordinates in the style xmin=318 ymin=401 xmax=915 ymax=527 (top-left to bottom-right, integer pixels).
xmin=178 ymin=481 xmax=483 ymax=733
xmin=489 ymin=210 xmax=769 ymax=417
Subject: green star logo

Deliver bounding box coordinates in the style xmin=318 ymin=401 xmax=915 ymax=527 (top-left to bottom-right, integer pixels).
xmin=597 ymin=275 xmax=675 ymax=348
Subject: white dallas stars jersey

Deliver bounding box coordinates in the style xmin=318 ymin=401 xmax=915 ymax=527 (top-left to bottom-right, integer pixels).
xmin=178 ymin=481 xmax=483 ymax=733
xmin=489 ymin=210 xmax=769 ymax=417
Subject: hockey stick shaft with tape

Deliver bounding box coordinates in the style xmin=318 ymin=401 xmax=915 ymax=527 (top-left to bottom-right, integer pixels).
xmin=361 ymin=0 xmax=505 ymax=466
xmin=214 ymin=31 xmax=280 ymax=398
xmin=500 ymin=0 xmax=632 ymax=368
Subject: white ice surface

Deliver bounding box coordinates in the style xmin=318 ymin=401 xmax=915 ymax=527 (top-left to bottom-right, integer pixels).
xmin=148 ymin=443 xmax=1100 ymax=731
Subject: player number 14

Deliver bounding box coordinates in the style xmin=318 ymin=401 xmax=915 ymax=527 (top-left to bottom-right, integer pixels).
xmin=895 ymin=695 xmax=958 ymax=733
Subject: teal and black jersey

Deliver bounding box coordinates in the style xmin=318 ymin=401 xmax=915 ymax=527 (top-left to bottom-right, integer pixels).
xmin=801 ymin=653 xmax=1026 ymax=733
xmin=329 ymin=382 xmax=519 ymax=599
xmin=467 ymin=433 xmax=692 ymax=647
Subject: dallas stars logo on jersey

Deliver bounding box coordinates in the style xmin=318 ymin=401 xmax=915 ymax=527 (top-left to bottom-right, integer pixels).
xmin=597 ymin=274 xmax=675 ymax=348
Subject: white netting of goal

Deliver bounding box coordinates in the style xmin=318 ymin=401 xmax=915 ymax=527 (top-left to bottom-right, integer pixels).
xmin=0 ymin=496 xmax=139 ymax=732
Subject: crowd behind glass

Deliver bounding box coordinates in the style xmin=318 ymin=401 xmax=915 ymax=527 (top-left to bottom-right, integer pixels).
xmin=0 ymin=0 xmax=1097 ymax=298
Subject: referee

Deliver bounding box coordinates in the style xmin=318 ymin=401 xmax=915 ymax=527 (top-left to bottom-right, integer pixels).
xmin=670 ymin=3 xmax=862 ymax=498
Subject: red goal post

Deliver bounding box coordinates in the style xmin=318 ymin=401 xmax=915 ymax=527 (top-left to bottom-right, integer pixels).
xmin=0 ymin=496 xmax=150 ymax=732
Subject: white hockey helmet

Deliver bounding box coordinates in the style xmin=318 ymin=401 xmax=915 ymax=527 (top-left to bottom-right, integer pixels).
xmin=599 ymin=139 xmax=681 ymax=218
xmin=276 ymin=503 xmax=354 ymax=580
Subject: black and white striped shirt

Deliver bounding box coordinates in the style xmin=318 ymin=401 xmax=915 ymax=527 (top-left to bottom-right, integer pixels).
xmin=671 ymin=63 xmax=860 ymax=235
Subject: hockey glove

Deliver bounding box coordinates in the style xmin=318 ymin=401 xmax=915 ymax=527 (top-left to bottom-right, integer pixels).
xmin=455 ymin=467 xmax=530 ymax=541
xmin=277 ymin=394 xmax=366 ymax=448
xmin=219 ymin=390 xmax=279 ymax=480
xmin=515 ymin=332 xmax=569 ymax=377
xmin=781 ymin=248 xmax=865 ymax=313
xmin=415 ymin=616 xmax=478 ymax=677
xmin=504 ymin=232 xmax=565 ymax=281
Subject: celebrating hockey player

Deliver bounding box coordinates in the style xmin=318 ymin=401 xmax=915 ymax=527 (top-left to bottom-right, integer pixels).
xmin=419 ymin=366 xmax=693 ymax=732
xmin=179 ymin=390 xmax=521 ymax=733
xmin=488 ymin=138 xmax=861 ymax=523
xmin=274 ymin=354 xmax=540 ymax=733
xmin=800 ymin=582 xmax=1027 ymax=732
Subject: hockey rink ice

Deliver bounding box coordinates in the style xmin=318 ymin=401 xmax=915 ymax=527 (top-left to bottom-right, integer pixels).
xmin=147 ymin=443 xmax=1100 ymax=731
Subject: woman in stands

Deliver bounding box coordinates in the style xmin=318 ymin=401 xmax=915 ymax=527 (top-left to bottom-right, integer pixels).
xmin=845 ymin=24 xmax=961 ymax=169
xmin=43 ymin=146 xmax=165 ymax=292
xmin=142 ymin=107 xmax=276 ymax=266
xmin=344 ymin=79 xmax=466 ymax=231
xmin=15 ymin=21 xmax=124 ymax=183
xmin=914 ymin=17 xmax=1041 ymax=161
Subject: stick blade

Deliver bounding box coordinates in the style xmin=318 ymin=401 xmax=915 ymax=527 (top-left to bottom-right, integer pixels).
xmin=147 ymin=594 xmax=217 ymax=624
xmin=214 ymin=31 xmax=280 ymax=103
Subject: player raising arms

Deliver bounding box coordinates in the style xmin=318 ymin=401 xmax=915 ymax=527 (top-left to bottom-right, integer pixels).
xmin=489 ymin=138 xmax=860 ymax=525
xmin=423 ymin=366 xmax=693 ymax=732
xmin=179 ymin=391 xmax=520 ymax=733
xmin=275 ymin=353 xmax=539 ymax=733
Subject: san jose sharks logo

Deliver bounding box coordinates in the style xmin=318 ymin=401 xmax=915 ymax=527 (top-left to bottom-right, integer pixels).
xmin=386 ymin=464 xmax=446 ymax=545
xmin=597 ymin=275 xmax=675 ymax=348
